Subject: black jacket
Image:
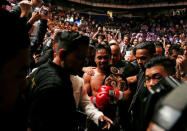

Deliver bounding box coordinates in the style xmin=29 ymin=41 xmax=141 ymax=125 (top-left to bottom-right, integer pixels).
xmin=28 ymin=61 xmax=77 ymax=131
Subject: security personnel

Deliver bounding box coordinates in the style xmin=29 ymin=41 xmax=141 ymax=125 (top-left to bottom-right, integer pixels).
xmin=127 ymin=42 xmax=156 ymax=131
xmin=28 ymin=31 xmax=90 ymax=131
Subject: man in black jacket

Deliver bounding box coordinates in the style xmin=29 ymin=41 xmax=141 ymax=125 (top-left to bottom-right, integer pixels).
xmin=127 ymin=42 xmax=156 ymax=131
xmin=28 ymin=31 xmax=90 ymax=131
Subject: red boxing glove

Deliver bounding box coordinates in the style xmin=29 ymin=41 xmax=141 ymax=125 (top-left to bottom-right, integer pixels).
xmin=98 ymin=85 xmax=113 ymax=93
xmin=99 ymin=85 xmax=123 ymax=101
xmin=90 ymin=92 xmax=111 ymax=110
xmin=90 ymin=85 xmax=123 ymax=109
xmin=111 ymin=88 xmax=123 ymax=100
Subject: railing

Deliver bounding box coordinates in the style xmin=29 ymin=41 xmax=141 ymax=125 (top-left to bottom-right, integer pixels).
xmin=67 ymin=0 xmax=187 ymax=9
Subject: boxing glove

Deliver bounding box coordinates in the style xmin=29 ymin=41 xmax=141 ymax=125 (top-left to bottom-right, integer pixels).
xmin=90 ymin=92 xmax=111 ymax=110
xmin=99 ymin=85 xmax=123 ymax=101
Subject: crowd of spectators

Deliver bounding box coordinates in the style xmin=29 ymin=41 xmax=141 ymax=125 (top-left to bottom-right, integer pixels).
xmin=0 ymin=0 xmax=187 ymax=131
xmin=80 ymin=0 xmax=182 ymax=5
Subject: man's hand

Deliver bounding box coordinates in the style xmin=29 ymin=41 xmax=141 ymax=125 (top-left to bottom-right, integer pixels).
xmin=82 ymin=67 xmax=96 ymax=76
xmin=176 ymin=55 xmax=187 ymax=74
xmin=98 ymin=115 xmax=113 ymax=130
xmin=28 ymin=11 xmax=41 ymax=25
xmin=39 ymin=6 xmax=49 ymax=20
xmin=19 ymin=1 xmax=31 ymax=17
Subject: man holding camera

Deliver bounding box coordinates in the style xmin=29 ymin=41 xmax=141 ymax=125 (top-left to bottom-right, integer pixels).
xmin=10 ymin=0 xmax=48 ymax=33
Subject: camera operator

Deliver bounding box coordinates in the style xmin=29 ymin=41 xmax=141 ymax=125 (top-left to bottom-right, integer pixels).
xmin=131 ymin=56 xmax=178 ymax=131
xmin=147 ymin=82 xmax=187 ymax=131
xmin=128 ymin=56 xmax=177 ymax=131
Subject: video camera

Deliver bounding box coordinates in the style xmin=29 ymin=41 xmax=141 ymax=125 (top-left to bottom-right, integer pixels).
xmin=149 ymin=82 xmax=187 ymax=131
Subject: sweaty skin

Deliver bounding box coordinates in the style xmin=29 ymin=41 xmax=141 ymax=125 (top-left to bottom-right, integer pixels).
xmin=84 ymin=68 xmax=106 ymax=96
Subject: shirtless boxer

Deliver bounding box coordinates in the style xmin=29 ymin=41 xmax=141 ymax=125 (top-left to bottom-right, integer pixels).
xmin=83 ymin=44 xmax=125 ymax=131
xmin=83 ymin=44 xmax=111 ymax=97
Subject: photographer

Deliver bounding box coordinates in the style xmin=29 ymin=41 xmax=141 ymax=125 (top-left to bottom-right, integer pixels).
xmin=147 ymin=82 xmax=187 ymax=131
xmin=10 ymin=0 xmax=43 ymax=32
xmin=92 ymin=26 xmax=106 ymax=44
xmin=133 ymin=56 xmax=177 ymax=131
xmin=30 ymin=5 xmax=50 ymax=70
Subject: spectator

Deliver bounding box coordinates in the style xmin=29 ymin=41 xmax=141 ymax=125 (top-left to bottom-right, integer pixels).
xmin=10 ymin=0 xmax=43 ymax=32
xmin=168 ymin=44 xmax=181 ymax=61
xmin=154 ymin=42 xmax=165 ymax=56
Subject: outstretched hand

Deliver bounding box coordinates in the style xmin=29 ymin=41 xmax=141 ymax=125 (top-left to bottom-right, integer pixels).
xmin=98 ymin=115 xmax=113 ymax=130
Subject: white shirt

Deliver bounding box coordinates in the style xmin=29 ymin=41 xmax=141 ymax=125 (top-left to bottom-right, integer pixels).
xmin=70 ymin=75 xmax=103 ymax=125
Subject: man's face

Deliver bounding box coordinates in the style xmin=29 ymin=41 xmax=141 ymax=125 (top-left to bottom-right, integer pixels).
xmin=95 ymin=49 xmax=110 ymax=70
xmin=165 ymin=44 xmax=171 ymax=52
xmin=123 ymin=36 xmax=129 ymax=45
xmin=145 ymin=65 xmax=169 ymax=90
xmin=0 ymin=49 xmax=29 ymax=111
xmin=129 ymin=50 xmax=136 ymax=62
xmin=155 ymin=47 xmax=163 ymax=56
xmin=136 ymin=49 xmax=152 ymax=69
xmin=133 ymin=39 xmax=138 ymax=46
xmin=64 ymin=45 xmax=88 ymax=75
xmin=110 ymin=45 xmax=121 ymax=66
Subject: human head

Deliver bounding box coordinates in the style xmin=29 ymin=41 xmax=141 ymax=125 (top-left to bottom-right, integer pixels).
xmin=109 ymin=43 xmax=121 ymax=66
xmin=0 ymin=0 xmax=10 ymax=9
xmin=168 ymin=44 xmax=181 ymax=60
xmin=94 ymin=44 xmax=111 ymax=71
xmin=55 ymin=31 xmax=89 ymax=75
xmin=154 ymin=42 xmax=165 ymax=56
xmin=165 ymin=41 xmax=171 ymax=56
xmin=138 ymin=37 xmax=144 ymax=43
xmin=123 ymin=35 xmax=130 ymax=45
xmin=133 ymin=38 xmax=139 ymax=47
xmin=135 ymin=42 xmax=155 ymax=69
xmin=31 ymin=0 xmax=43 ymax=7
xmin=145 ymin=56 xmax=175 ymax=90
xmin=0 ymin=10 xmax=30 ymax=111
xmin=126 ymin=47 xmax=136 ymax=62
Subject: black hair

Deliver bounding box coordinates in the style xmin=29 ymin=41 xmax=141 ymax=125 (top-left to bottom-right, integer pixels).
xmin=135 ymin=41 xmax=156 ymax=56
xmin=154 ymin=42 xmax=165 ymax=55
xmin=168 ymin=44 xmax=181 ymax=55
xmin=94 ymin=44 xmax=111 ymax=58
xmin=0 ymin=0 xmax=11 ymax=6
xmin=165 ymin=40 xmax=171 ymax=45
xmin=53 ymin=31 xmax=62 ymax=43
xmin=0 ymin=9 xmax=30 ymax=66
xmin=56 ymin=31 xmax=89 ymax=55
xmin=145 ymin=56 xmax=175 ymax=76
